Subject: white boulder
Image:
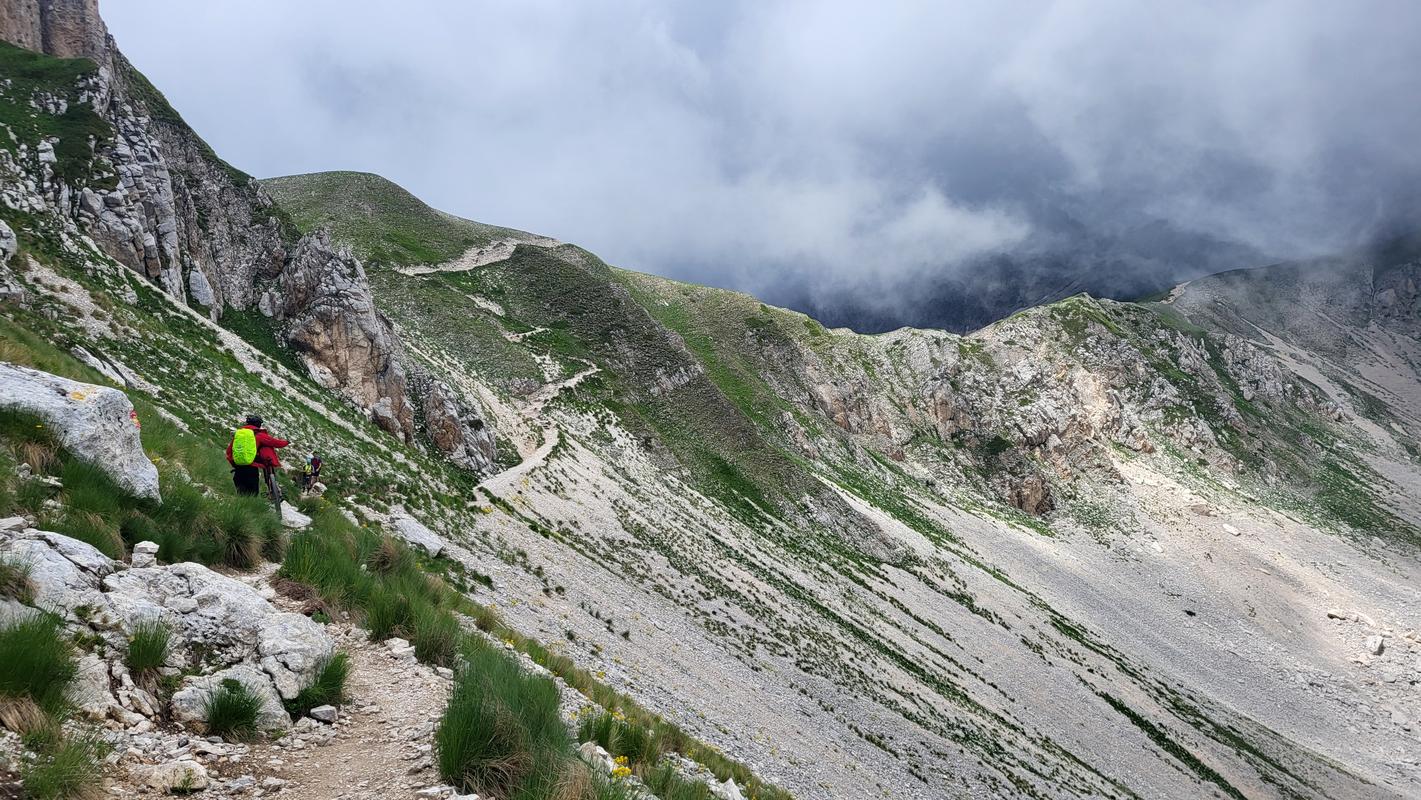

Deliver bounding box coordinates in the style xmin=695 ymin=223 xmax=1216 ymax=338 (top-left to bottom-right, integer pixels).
xmin=711 ymin=778 xmax=747 ymax=800
xmin=577 ymin=741 xmax=615 ymax=773
xmin=388 ymin=506 xmax=443 ymax=557
xmin=0 ymin=363 xmax=160 ymax=501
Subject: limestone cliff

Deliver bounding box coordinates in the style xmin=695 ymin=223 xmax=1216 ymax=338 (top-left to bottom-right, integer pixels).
xmin=0 ymin=0 xmax=498 ymax=472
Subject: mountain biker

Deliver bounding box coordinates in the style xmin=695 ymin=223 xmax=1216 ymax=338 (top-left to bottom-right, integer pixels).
xmin=300 ymin=453 xmax=323 ymax=494
xmin=226 ymin=414 xmax=289 ymax=497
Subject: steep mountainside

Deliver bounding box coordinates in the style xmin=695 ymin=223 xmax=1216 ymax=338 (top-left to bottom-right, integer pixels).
xmin=2 ymin=4 xmax=1420 ymax=798
xmin=268 ymin=173 xmax=1421 ymax=799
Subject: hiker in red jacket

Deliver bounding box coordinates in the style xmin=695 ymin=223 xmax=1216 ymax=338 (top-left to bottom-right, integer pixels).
xmin=226 ymin=414 xmax=289 ymax=496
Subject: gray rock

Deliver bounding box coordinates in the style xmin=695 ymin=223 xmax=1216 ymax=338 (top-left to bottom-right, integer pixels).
xmin=131 ymin=539 xmax=159 ymax=568
xmin=187 ymin=267 xmax=215 ymax=307
xmin=384 ymin=636 xmax=417 ymax=661
xmin=69 ymin=652 xmax=114 ymax=721
xmin=1365 ymin=635 xmax=1386 ymax=656
xmin=388 ymin=507 xmax=443 ymax=557
xmin=0 ymin=596 xmax=40 ymax=626
xmin=308 ymin=704 xmax=338 ymax=723
xmin=0 ymin=529 xmax=118 ymax=617
xmin=280 ymin=504 xmax=312 ymax=529
xmin=0 ymin=219 xmax=16 ymax=266
xmin=133 ymin=759 xmax=209 ymax=793
xmin=711 ymin=777 xmax=747 ymax=800
xmin=414 ymin=376 xmax=497 ymax=474
xmin=0 ymin=363 xmax=159 ymax=500
xmin=258 ymin=613 xmax=334 ymax=700
xmin=578 ymin=741 xmax=615 ymax=773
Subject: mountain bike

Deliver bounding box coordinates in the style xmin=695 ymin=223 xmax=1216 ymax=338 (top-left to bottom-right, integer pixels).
xmin=262 ymin=465 xmax=284 ymax=515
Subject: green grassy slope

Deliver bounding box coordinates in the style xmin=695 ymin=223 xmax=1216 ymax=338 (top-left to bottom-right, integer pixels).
xmin=0 ymin=40 xmax=113 ymax=186
xmin=261 ymin=171 xmax=527 ymax=266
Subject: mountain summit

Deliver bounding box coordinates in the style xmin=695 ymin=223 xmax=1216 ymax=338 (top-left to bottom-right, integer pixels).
xmin=0 ymin=3 xmax=1419 ymax=799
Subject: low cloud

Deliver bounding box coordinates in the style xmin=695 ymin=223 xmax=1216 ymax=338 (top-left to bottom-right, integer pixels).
xmin=107 ymin=1 xmax=1421 ymax=327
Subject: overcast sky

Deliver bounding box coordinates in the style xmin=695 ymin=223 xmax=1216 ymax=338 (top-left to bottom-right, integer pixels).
xmin=105 ymin=1 xmax=1421 ymax=322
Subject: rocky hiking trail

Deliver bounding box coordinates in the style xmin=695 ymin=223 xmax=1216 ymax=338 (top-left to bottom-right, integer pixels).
xmin=117 ymin=566 xmax=458 ymax=800
xmin=238 ymin=629 xmax=448 ymax=800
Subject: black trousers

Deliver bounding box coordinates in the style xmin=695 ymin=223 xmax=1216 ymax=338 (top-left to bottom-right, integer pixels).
xmin=232 ymin=465 xmax=261 ymax=496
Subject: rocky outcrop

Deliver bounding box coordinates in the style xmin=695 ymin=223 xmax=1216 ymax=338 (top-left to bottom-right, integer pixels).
xmin=0 ymin=362 xmax=160 ymax=500
xmin=2 ymin=525 xmax=334 ymax=733
xmin=414 ymin=375 xmax=496 ymax=473
xmin=0 ymin=0 xmax=106 ymax=61
xmin=1 ymin=10 xmax=500 ymax=475
xmin=102 ymin=562 xmax=334 ymax=702
xmin=261 ymin=231 xmax=416 ymax=441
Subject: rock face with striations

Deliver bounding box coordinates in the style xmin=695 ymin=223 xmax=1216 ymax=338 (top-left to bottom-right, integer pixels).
xmin=260 ymin=231 xmax=416 ymax=441
xmin=0 ymin=0 xmax=106 ymax=60
xmin=413 ymin=373 xmax=497 ymax=473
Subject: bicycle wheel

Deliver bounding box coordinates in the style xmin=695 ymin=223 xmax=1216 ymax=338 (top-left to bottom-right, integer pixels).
xmin=265 ymin=469 xmax=284 ymax=515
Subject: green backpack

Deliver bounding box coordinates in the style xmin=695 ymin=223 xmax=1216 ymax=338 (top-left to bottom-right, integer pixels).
xmin=231 ymin=427 xmax=258 ymax=466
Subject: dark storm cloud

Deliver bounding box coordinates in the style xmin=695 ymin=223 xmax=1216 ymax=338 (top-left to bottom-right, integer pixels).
xmin=105 ymin=0 xmax=1421 ymax=324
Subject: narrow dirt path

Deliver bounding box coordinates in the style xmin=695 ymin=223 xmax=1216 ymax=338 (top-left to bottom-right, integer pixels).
xmin=479 ymin=426 xmax=559 ymax=494
xmin=475 ymin=363 xmax=600 ymax=495
xmin=258 ymin=628 xmax=449 ymax=800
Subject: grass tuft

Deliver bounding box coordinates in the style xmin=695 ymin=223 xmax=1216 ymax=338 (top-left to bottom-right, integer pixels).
xmin=644 ymin=762 xmax=713 ymax=800
xmin=203 ymin=678 xmax=263 ymax=742
xmin=436 ymin=637 xmax=570 ymax=798
xmin=0 ymin=613 xmax=77 ymax=719
xmin=124 ymin=619 xmax=171 ymax=677
xmin=409 ymin=601 xmax=460 ymax=666
xmin=284 ymin=652 xmax=349 ymax=719
xmin=0 ymin=555 xmax=35 ymax=604
xmin=366 ymin=535 xmax=411 ymax=576
xmin=18 ymin=734 xmax=102 ymax=800
xmin=364 ymin=585 xmax=412 ymax=642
